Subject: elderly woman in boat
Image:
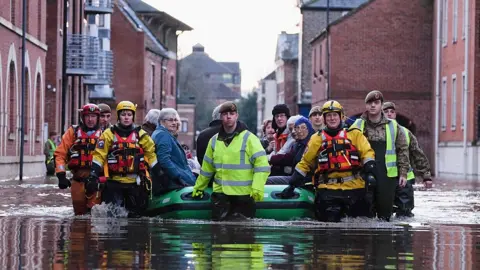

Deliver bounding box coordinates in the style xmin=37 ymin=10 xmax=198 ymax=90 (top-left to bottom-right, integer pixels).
xmin=150 ymin=108 xmax=196 ymax=194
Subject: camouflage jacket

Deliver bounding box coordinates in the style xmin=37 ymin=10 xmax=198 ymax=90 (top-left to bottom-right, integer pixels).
xmin=405 ymin=128 xmax=432 ymax=180
xmin=360 ymin=112 xmax=410 ymax=177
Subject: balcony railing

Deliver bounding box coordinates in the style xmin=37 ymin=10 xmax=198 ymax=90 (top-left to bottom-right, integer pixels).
xmin=83 ymin=50 xmax=114 ymax=85
xmin=84 ymin=0 xmax=114 ymax=14
xmin=88 ymin=85 xmax=115 ymax=101
xmin=66 ymin=34 xmax=100 ymax=76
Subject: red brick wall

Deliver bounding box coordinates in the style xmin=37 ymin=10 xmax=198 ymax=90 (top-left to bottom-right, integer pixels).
xmin=0 ymin=0 xmax=46 ymax=157
xmin=311 ymin=0 xmax=434 ymax=161
xmin=111 ymin=5 xmax=146 ymax=124
xmin=177 ymin=104 xmax=195 ymax=151
xmin=283 ymin=60 xmax=298 ymax=115
xmin=164 ymin=58 xmax=177 ymax=109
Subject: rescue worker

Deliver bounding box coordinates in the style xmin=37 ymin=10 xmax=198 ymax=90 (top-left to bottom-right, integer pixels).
xmin=54 ymin=104 xmax=103 ymax=215
xmin=88 ymin=101 xmax=161 ymax=217
xmin=308 ymin=106 xmax=325 ymax=131
xmin=44 ymin=131 xmax=57 ymax=175
xmin=98 ymin=103 xmax=112 ymax=131
xmin=383 ymin=101 xmax=433 ymax=217
xmin=350 ymin=90 xmax=410 ymax=221
xmin=271 ymin=104 xmax=291 ymax=153
xmin=192 ymin=101 xmax=270 ymax=221
xmin=281 ymin=100 xmax=376 ymax=222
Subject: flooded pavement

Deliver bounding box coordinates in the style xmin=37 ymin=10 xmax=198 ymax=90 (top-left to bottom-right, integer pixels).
xmin=0 ymin=177 xmax=478 ymax=269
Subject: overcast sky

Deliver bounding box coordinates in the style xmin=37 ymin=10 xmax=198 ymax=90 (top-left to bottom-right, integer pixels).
xmin=144 ymin=0 xmax=300 ymax=93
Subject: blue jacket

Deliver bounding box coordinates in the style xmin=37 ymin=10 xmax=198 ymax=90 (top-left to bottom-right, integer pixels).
xmin=151 ymin=125 xmax=196 ymax=186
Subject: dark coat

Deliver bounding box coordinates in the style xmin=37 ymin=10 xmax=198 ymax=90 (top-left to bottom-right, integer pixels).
xmin=195 ymin=120 xmax=222 ymax=166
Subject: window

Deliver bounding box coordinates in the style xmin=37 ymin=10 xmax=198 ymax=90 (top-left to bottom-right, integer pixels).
xmin=451 ymin=74 xmax=457 ymax=130
xmin=442 ymin=0 xmax=448 ymax=46
xmin=453 ymin=0 xmax=458 ymax=42
xmin=170 ymin=76 xmax=174 ymax=95
xmin=151 ymin=64 xmax=155 ymax=101
xmin=462 ymin=71 xmax=466 ymax=129
xmin=313 ymin=48 xmax=317 ymax=77
xmin=37 ymin=0 xmax=42 ymax=39
xmin=222 ymin=73 xmax=232 ymax=83
xmin=462 ymin=0 xmax=467 ymax=39
xmin=441 ymin=77 xmax=447 ymax=130
xmin=319 ymin=44 xmax=323 ymax=74
xmin=181 ymin=120 xmax=188 ymax=133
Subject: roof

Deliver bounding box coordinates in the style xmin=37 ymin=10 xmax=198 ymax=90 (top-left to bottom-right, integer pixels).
xmin=219 ymin=62 xmax=241 ymax=74
xmin=118 ymin=0 xmax=169 ymax=57
xmin=309 ymin=0 xmax=372 ymax=44
xmin=126 ymin=0 xmax=192 ymax=31
xmin=213 ymin=83 xmax=241 ymax=100
xmin=301 ymin=0 xmax=368 ymax=10
xmin=275 ymin=32 xmax=299 ymax=60
xmin=263 ymin=70 xmax=276 ymax=80
xmin=180 ymin=45 xmax=233 ymax=74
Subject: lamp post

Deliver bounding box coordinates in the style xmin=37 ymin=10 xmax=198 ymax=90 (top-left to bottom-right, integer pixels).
xmin=19 ymin=0 xmax=27 ymax=181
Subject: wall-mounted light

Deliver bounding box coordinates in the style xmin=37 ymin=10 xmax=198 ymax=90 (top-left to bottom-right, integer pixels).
xmin=47 ymin=84 xmax=56 ymax=93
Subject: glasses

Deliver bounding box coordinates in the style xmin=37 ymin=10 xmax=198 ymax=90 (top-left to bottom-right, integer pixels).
xmin=163 ymin=118 xmax=179 ymax=122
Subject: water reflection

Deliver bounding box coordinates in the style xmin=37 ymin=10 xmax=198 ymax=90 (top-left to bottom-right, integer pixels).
xmin=0 ymin=217 xmax=478 ymax=269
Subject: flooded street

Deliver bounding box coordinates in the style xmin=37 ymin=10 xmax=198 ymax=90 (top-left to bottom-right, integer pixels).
xmin=0 ymin=177 xmax=478 ymax=269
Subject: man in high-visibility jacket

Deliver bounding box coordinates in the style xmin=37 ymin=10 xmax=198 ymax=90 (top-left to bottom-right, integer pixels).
xmin=44 ymin=131 xmax=57 ymax=175
xmin=383 ymin=101 xmax=433 ymax=217
xmin=192 ymin=101 xmax=270 ymax=221
xmin=54 ymin=104 xmax=103 ymax=215
xmin=350 ymin=90 xmax=410 ymax=221
xmin=281 ymin=100 xmax=377 ymax=222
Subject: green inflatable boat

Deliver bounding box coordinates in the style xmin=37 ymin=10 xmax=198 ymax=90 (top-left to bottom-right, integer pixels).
xmin=145 ymin=185 xmax=316 ymax=221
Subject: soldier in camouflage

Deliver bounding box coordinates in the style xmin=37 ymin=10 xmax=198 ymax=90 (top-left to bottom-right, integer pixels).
xmin=383 ymin=101 xmax=432 ymax=217
xmin=350 ymin=90 xmax=410 ymax=221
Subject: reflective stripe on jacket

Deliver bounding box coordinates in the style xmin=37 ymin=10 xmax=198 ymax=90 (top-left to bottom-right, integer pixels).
xmin=401 ymin=126 xmax=415 ymax=181
xmin=196 ymin=130 xmax=270 ymax=195
xmin=351 ymin=119 xmax=399 ymax=178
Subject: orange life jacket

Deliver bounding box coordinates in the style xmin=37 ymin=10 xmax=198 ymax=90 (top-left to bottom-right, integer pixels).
xmin=68 ymin=126 xmax=102 ymax=170
xmin=317 ymin=129 xmax=361 ymax=173
xmin=107 ymin=127 xmax=146 ymax=175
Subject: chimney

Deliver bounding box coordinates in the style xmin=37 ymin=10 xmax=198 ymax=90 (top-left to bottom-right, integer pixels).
xmin=192 ymin=43 xmax=205 ymax=53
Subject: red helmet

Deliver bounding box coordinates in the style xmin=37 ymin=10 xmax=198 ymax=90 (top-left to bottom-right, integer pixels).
xmin=80 ymin=103 xmax=100 ymax=117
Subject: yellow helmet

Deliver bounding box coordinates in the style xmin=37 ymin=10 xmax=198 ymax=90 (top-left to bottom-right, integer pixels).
xmin=321 ymin=100 xmax=344 ymax=119
xmin=116 ymin=101 xmax=136 ymax=113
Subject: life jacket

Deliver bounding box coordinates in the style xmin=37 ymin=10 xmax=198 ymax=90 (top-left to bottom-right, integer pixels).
xmin=68 ymin=126 xmax=102 ymax=170
xmin=107 ymin=127 xmax=146 ymax=175
xmin=317 ymin=129 xmax=361 ymax=173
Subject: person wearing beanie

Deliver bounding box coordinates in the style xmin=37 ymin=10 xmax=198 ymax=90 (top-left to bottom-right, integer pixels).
xmin=98 ymin=103 xmax=112 ymax=131
xmin=382 ymin=101 xmax=432 ymax=217
xmin=280 ymin=100 xmax=376 ymax=223
xmin=196 ymin=103 xmax=224 ymax=165
xmin=269 ymin=114 xmax=302 ymax=176
xmin=267 ymin=116 xmax=315 ymax=185
xmin=271 ymin=104 xmax=291 ymax=153
xmin=309 ymin=106 xmax=324 ymax=131
xmin=349 ymin=90 xmax=410 ymax=221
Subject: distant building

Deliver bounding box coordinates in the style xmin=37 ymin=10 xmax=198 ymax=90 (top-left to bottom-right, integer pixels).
xmin=309 ymin=0 xmax=434 ymax=168
xmin=256 ymin=71 xmax=277 ymax=136
xmin=275 ymin=32 xmax=299 ymax=115
xmin=111 ymin=0 xmax=192 ymax=123
xmin=178 ymin=44 xmax=242 ymax=105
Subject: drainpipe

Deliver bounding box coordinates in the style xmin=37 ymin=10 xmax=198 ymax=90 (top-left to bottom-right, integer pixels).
xmin=61 ymin=0 xmax=69 ymax=133
xmin=159 ymin=57 xmax=166 ymax=109
xmin=433 ymin=0 xmax=442 ymax=177
xmin=19 ymin=0 xmax=27 ymax=181
xmin=326 ymin=0 xmax=331 ymax=99
xmin=175 ymin=31 xmax=184 ymax=109
xmin=463 ymin=0 xmax=469 ymax=178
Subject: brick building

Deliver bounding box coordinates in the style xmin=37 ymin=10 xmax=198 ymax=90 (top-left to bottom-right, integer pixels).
xmin=297 ymin=0 xmax=367 ymax=112
xmin=256 ymin=71 xmax=276 ymax=136
xmin=111 ymin=0 xmax=191 ymax=123
xmin=0 ymin=0 xmax=47 ymax=179
xmin=275 ymin=32 xmax=299 ymax=115
xmin=310 ymin=0 xmax=434 ymax=164
xmin=176 ymin=102 xmax=196 ymax=151
xmin=433 ymin=0 xmax=480 ymax=178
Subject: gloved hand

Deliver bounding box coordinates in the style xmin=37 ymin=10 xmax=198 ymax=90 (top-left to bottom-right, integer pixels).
xmin=192 ymin=188 xmax=204 ymax=199
xmin=365 ymin=173 xmax=376 ymax=189
xmin=423 ymin=178 xmax=433 ymax=189
xmin=250 ymin=188 xmax=264 ymax=202
xmin=56 ymin=172 xmax=71 ymax=189
xmin=279 ymin=185 xmax=295 ymax=199
xmin=85 ymin=175 xmax=99 ymax=194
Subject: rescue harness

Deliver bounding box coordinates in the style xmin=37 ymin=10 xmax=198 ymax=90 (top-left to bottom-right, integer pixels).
xmin=107 ymin=126 xmax=147 ymax=176
xmin=68 ymin=126 xmax=102 ymax=170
